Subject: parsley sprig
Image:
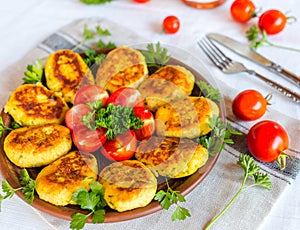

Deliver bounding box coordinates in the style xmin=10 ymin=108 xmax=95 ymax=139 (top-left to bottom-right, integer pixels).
xmin=141 ymin=42 xmax=170 ymax=68
xmin=22 ymin=59 xmax=43 ymax=84
xmin=155 ymin=179 xmax=191 ymax=221
xmin=72 ymin=25 xmax=116 ymax=52
xmin=197 ymin=80 xmax=222 ymax=102
xmin=204 ymin=154 xmax=272 ymax=229
xmin=70 ymin=182 xmax=106 ymax=230
xmin=82 ymin=102 xmax=144 ymax=140
xmin=0 ymin=117 xmax=21 ymax=138
xmin=80 ymin=0 xmax=113 ymax=4
xmin=197 ymin=116 xmax=242 ymax=156
xmin=246 ymin=25 xmax=300 ymax=52
xmin=0 ymin=169 xmax=36 ymax=211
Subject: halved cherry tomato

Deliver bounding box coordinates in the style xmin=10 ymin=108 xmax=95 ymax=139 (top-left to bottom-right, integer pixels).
xmin=258 ymin=9 xmax=287 ymax=35
xmin=247 ymin=120 xmax=290 ymax=169
xmin=232 ymin=89 xmax=270 ymax=121
xmin=64 ymin=104 xmax=92 ymax=131
xmin=107 ymin=87 xmax=144 ymax=107
xmin=133 ymin=106 xmax=155 ymax=141
xmin=230 ymin=0 xmax=256 ymax=23
xmin=72 ymin=126 xmax=107 ymax=152
xmin=133 ymin=0 xmax=149 ymax=3
xmin=101 ymin=130 xmax=137 ymax=161
xmin=163 ymin=16 xmax=180 ymax=34
xmin=74 ymin=84 xmax=109 ymax=106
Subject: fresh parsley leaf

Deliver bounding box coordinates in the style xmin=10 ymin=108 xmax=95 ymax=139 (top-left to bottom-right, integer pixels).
xmin=97 ymin=40 xmax=116 ymax=50
xmin=80 ymin=0 xmax=113 ymax=4
xmin=204 ymin=154 xmax=272 ymax=229
xmin=0 ymin=117 xmax=21 ymax=138
xmin=83 ymin=49 xmax=106 ymax=66
xmin=197 ymin=116 xmax=242 ymax=156
xmin=141 ymin=42 xmax=170 ymax=68
xmin=82 ymin=103 xmax=143 ymax=140
xmin=197 ymin=81 xmax=222 ymax=102
xmin=70 ymin=181 xmax=106 ymax=230
xmin=96 ymin=26 xmax=111 ymax=36
xmin=22 ymin=59 xmax=43 ymax=84
xmin=0 ymin=169 xmax=36 ymax=211
xmin=155 ymin=180 xmax=191 ymax=221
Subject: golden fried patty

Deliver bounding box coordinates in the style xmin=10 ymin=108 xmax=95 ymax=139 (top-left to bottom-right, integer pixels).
xmin=138 ymin=65 xmax=195 ymax=111
xmin=4 ymin=83 xmax=69 ymax=126
xmin=135 ymin=136 xmax=208 ymax=178
xmin=36 ymin=151 xmax=98 ymax=206
xmin=45 ymin=49 xmax=94 ymax=103
xmin=96 ymin=46 xmax=148 ymax=93
xmin=155 ymin=96 xmax=219 ymax=138
xmin=4 ymin=124 xmax=72 ymax=168
xmin=99 ymin=160 xmax=157 ymax=212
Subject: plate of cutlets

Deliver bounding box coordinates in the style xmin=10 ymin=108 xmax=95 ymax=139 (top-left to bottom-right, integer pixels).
xmin=0 ymin=43 xmax=225 ymax=223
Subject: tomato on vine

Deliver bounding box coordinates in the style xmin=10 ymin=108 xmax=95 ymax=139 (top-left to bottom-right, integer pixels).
xmin=258 ymin=9 xmax=289 ymax=35
xmin=232 ymin=89 xmax=271 ymax=121
xmin=162 ymin=16 xmax=180 ymax=34
xmin=247 ymin=120 xmax=292 ymax=170
xmin=230 ymin=0 xmax=256 ymax=23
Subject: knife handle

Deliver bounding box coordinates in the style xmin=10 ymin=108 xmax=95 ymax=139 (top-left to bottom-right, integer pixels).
xmin=270 ymin=63 xmax=300 ymax=87
xmin=250 ymin=71 xmax=300 ymax=104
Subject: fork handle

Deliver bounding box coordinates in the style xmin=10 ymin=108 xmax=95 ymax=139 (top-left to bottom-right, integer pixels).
xmin=248 ymin=70 xmax=300 ymax=104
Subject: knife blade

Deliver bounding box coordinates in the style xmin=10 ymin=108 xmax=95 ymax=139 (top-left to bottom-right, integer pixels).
xmin=207 ymin=32 xmax=300 ymax=87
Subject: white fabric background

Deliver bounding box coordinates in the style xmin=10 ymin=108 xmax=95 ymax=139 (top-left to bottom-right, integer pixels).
xmin=0 ymin=1 xmax=299 ymax=230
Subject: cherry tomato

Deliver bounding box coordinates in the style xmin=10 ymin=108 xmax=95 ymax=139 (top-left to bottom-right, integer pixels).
xmin=133 ymin=0 xmax=149 ymax=3
xmin=64 ymin=104 xmax=92 ymax=131
xmin=230 ymin=0 xmax=256 ymax=23
xmin=133 ymin=107 xmax=155 ymax=141
xmin=247 ymin=120 xmax=289 ymax=164
xmin=74 ymin=85 xmax=109 ymax=106
xmin=258 ymin=9 xmax=287 ymax=35
xmin=107 ymin=87 xmax=144 ymax=107
xmin=232 ymin=90 xmax=270 ymax=121
xmin=101 ymin=130 xmax=137 ymax=161
xmin=163 ymin=16 xmax=180 ymax=34
xmin=72 ymin=126 xmax=107 ymax=152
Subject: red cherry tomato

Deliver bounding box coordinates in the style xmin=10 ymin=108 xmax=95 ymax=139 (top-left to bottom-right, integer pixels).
xmin=107 ymin=87 xmax=144 ymax=107
xmin=247 ymin=120 xmax=289 ymax=163
xmin=258 ymin=9 xmax=287 ymax=35
xmin=163 ymin=16 xmax=180 ymax=34
xmin=230 ymin=0 xmax=256 ymax=23
xmin=133 ymin=0 xmax=149 ymax=3
xmin=232 ymin=90 xmax=270 ymax=121
xmin=101 ymin=130 xmax=137 ymax=161
xmin=72 ymin=126 xmax=107 ymax=152
xmin=64 ymin=104 xmax=92 ymax=131
xmin=133 ymin=107 xmax=155 ymax=141
xmin=74 ymin=84 xmax=109 ymax=106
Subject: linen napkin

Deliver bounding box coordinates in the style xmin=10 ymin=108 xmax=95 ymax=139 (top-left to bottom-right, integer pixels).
xmin=0 ymin=18 xmax=299 ymax=230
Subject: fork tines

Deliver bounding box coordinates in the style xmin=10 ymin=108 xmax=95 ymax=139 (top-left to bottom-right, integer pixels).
xmin=197 ymin=37 xmax=231 ymax=70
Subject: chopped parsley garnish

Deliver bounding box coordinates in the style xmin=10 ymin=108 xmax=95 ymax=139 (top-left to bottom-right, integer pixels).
xmin=82 ymin=102 xmax=143 ymax=140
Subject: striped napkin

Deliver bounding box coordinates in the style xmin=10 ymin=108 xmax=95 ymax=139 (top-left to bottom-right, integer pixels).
xmin=0 ymin=18 xmax=299 ymax=230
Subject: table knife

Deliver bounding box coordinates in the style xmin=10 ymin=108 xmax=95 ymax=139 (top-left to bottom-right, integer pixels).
xmin=207 ymin=32 xmax=300 ymax=87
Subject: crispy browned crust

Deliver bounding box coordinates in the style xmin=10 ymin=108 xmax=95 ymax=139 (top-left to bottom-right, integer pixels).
xmin=138 ymin=65 xmax=195 ymax=111
xmin=135 ymin=136 xmax=206 ymax=178
xmin=96 ymin=46 xmax=148 ymax=93
xmin=36 ymin=151 xmax=98 ymax=206
xmin=45 ymin=49 xmax=94 ymax=103
xmin=99 ymin=160 xmax=157 ymax=212
xmin=155 ymin=96 xmax=219 ymax=138
xmin=4 ymin=83 xmax=69 ymax=126
xmin=4 ymin=124 xmax=72 ymax=168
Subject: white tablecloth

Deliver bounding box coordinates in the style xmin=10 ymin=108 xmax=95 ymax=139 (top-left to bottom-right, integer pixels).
xmin=0 ymin=1 xmax=300 ymax=230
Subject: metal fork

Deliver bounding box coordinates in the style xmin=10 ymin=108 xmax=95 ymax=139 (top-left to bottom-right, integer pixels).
xmin=198 ymin=37 xmax=300 ymax=104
